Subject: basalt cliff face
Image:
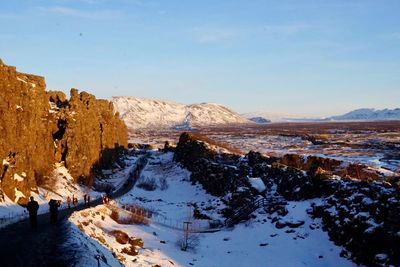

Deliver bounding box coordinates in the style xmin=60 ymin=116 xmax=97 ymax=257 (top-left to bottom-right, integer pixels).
xmin=0 ymin=59 xmax=127 ymax=204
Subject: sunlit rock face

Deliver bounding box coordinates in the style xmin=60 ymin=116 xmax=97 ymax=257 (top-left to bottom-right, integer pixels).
xmin=0 ymin=59 xmax=127 ymax=204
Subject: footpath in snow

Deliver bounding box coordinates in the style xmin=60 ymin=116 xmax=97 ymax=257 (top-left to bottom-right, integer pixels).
xmin=69 ymin=151 xmax=357 ymax=267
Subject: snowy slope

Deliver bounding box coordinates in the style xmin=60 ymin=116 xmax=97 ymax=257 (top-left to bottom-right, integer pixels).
xmin=329 ymin=108 xmax=400 ymax=121
xmin=112 ymin=97 xmax=251 ymax=129
xmin=241 ymin=111 xmax=305 ymax=122
xmin=69 ymin=152 xmax=356 ymax=267
xmin=247 ymin=117 xmax=271 ymax=124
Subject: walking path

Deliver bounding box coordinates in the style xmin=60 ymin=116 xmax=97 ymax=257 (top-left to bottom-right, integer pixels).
xmin=0 ymin=155 xmax=148 ymax=267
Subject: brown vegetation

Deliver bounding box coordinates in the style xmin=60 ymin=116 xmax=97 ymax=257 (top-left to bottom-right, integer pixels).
xmin=109 ymin=206 xmax=149 ymax=225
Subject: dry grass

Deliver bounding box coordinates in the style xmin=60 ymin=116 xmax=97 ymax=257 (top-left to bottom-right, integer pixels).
xmin=111 ymin=230 xmax=130 ymax=244
xmin=121 ymin=245 xmax=138 ymax=256
xmin=109 ymin=206 xmax=149 ymax=225
xmin=189 ymin=132 xmax=243 ymax=154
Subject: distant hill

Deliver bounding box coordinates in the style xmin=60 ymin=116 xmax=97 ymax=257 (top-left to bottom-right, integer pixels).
xmin=112 ymin=96 xmax=251 ymax=130
xmin=329 ymin=108 xmax=400 ymax=121
xmin=247 ymin=117 xmax=271 ymax=124
xmin=241 ymin=111 xmax=311 ymax=122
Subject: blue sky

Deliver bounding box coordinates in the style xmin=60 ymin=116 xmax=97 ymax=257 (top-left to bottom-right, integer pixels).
xmin=1 ymin=0 xmax=399 ymax=117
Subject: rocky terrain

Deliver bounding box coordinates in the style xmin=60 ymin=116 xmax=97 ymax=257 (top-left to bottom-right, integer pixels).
xmin=0 ymin=59 xmax=127 ymax=204
xmin=112 ymin=96 xmax=251 ymax=130
xmin=173 ymin=132 xmax=400 ymax=267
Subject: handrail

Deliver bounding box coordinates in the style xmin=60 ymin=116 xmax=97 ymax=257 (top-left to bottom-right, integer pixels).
xmin=224 ymin=197 xmax=269 ymax=227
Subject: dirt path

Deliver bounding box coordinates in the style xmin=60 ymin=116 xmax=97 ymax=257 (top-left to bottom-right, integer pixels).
xmin=0 ymin=156 xmax=148 ymax=267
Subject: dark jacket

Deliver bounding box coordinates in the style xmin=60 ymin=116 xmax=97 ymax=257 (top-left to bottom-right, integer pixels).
xmin=49 ymin=199 xmax=60 ymax=213
xmin=27 ymin=200 xmax=39 ymax=215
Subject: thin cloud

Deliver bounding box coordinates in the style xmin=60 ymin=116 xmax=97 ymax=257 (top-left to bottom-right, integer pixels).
xmin=389 ymin=32 xmax=400 ymax=40
xmin=189 ymin=23 xmax=312 ymax=44
xmin=37 ymin=6 xmax=123 ymax=20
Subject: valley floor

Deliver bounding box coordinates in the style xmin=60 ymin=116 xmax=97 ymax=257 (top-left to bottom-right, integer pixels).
xmin=68 ymin=152 xmax=357 ymax=267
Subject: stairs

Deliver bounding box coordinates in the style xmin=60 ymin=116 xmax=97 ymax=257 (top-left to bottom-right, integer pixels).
xmin=224 ymin=195 xmax=287 ymax=227
xmin=224 ymin=198 xmax=267 ymax=227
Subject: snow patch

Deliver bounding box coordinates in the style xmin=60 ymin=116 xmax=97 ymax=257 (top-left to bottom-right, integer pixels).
xmin=248 ymin=177 xmax=266 ymax=192
xmin=13 ymin=173 xmax=24 ymax=182
xmin=14 ymin=188 xmax=25 ymax=202
xmin=17 ymin=77 xmax=27 ymax=83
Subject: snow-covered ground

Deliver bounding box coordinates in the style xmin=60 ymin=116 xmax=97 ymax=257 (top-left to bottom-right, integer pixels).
xmin=206 ymin=133 xmax=400 ymax=173
xmin=69 ymin=151 xmax=357 ymax=267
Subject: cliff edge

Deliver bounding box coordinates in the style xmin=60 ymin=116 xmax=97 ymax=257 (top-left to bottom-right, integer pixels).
xmin=0 ymin=59 xmax=127 ymax=204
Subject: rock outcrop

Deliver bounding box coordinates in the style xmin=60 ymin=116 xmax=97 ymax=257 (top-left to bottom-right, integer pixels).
xmin=174 ymin=132 xmax=257 ymax=222
xmin=174 ymin=132 xmax=400 ymax=265
xmin=49 ymin=89 xmax=127 ymax=183
xmin=0 ymin=59 xmax=127 ymax=203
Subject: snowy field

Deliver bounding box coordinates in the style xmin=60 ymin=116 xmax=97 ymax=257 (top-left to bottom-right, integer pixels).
xmin=69 ymin=151 xmax=357 ymax=267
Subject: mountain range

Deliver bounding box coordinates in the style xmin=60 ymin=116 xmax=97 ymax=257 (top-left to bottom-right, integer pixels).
xmin=328 ymin=108 xmax=400 ymax=121
xmin=112 ymin=96 xmax=250 ymax=129
xmin=112 ymin=97 xmax=400 ymax=129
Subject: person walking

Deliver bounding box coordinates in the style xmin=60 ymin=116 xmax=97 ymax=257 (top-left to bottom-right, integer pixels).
xmin=49 ymin=199 xmax=61 ymax=224
xmin=67 ymin=196 xmax=71 ymax=209
xmin=26 ymin=196 xmax=39 ymax=228
xmin=87 ymin=194 xmax=91 ymax=206
xmin=72 ymin=195 xmax=77 ymax=207
xmin=83 ymin=194 xmax=87 ymax=205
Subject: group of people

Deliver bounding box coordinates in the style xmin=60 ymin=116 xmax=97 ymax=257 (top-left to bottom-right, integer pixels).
xmin=26 ymin=196 xmax=60 ymax=228
xmin=83 ymin=194 xmax=91 ymax=206
xmin=66 ymin=195 xmax=79 ymax=209
xmin=102 ymin=194 xmax=110 ymax=204
xmin=26 ymin=191 xmax=111 ymax=228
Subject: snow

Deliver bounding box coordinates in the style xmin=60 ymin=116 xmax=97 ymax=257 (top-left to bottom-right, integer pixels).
xmin=14 ymin=188 xmax=25 ymax=202
xmin=62 ymin=222 xmax=123 ymax=267
xmin=241 ymin=111 xmax=306 ymax=122
xmin=16 ymin=77 xmax=36 ymax=88
xmin=17 ymin=77 xmax=27 ymax=83
xmin=112 ymin=96 xmax=251 ymax=130
xmin=0 ymin=162 xmax=109 ymax=227
xmin=68 ymin=151 xmax=356 ymax=267
xmin=375 ymin=253 xmax=388 ymax=262
xmin=329 ymin=108 xmax=400 ymax=121
xmin=13 ymin=173 xmax=24 ymax=182
xmin=248 ymin=177 xmax=266 ymax=192
xmin=242 ymin=108 xmax=400 ymax=122
xmin=120 ymin=152 xmax=225 ymax=222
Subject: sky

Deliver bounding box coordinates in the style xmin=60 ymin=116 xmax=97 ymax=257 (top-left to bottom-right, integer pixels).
xmin=0 ymin=0 xmax=399 ymax=117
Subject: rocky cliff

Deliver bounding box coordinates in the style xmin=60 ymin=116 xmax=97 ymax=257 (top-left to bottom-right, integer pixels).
xmin=0 ymin=59 xmax=127 ymax=204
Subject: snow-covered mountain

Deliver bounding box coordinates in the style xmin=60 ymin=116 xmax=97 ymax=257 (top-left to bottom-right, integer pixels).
xmin=329 ymin=108 xmax=400 ymax=121
xmin=247 ymin=117 xmax=271 ymax=124
xmin=241 ymin=111 xmax=307 ymax=122
xmin=112 ymin=96 xmax=251 ymax=129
